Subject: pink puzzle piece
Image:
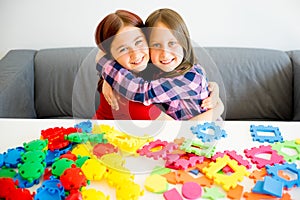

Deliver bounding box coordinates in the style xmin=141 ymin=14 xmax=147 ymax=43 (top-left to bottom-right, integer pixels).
xmin=244 ymin=145 xmax=285 ymax=169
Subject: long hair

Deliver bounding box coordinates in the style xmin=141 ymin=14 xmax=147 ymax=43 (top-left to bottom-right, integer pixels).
xmin=145 ymin=8 xmax=195 ymax=78
xmin=95 ymin=10 xmax=145 ymax=58
xmin=94 ymin=10 xmax=145 ymax=92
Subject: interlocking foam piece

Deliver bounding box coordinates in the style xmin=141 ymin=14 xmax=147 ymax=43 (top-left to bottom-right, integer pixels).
xmin=181 ymin=182 xmax=202 ymax=199
xmin=138 ymin=139 xmax=177 ymax=160
xmin=202 ymin=155 xmax=250 ymax=191
xmin=244 ymin=145 xmax=285 ymax=169
xmin=266 ymin=162 xmax=300 ymax=189
xmin=227 ymin=184 xmax=243 ymax=199
xmin=250 ymin=125 xmax=283 ymax=143
xmin=263 ymin=176 xmax=283 ymax=197
xmin=243 ymin=192 xmax=284 ymax=200
xmin=212 ymin=150 xmax=252 ymax=173
xmin=144 ymin=174 xmax=169 ymax=193
xmin=249 ymin=167 xmax=268 ymax=183
xmin=271 ymin=140 xmax=300 ymax=162
xmin=180 ymin=138 xmax=216 ymax=158
xmin=163 ymin=188 xmax=183 ymax=200
xmin=162 ymin=172 xmax=177 ymax=184
xmin=190 ymin=122 xmax=227 ymax=142
xmin=202 ymin=187 xmax=225 ymax=200
xmin=165 ymin=153 xmax=204 ymax=170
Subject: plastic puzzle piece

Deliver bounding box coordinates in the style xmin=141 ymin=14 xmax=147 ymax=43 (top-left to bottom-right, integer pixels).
xmin=59 ymin=151 xmax=77 ymax=161
xmin=14 ymin=173 xmax=39 ymax=188
xmin=202 ymin=187 xmax=225 ymax=200
xmin=93 ymin=143 xmax=118 ymax=158
xmin=163 ymin=188 xmax=183 ymax=200
xmin=99 ymin=153 xmax=127 ymax=172
xmin=165 ymin=153 xmax=204 ymax=170
xmin=162 ymin=172 xmax=177 ymax=184
xmin=51 ymin=158 xmax=76 ymax=177
xmin=250 ymin=125 xmax=283 ymax=143
xmin=266 ymin=162 xmax=300 ymax=189
xmin=190 ymin=122 xmax=227 ymax=142
xmin=75 ymin=155 xmax=90 ymax=167
xmin=105 ymin=169 xmax=134 ymax=189
xmin=227 ymin=184 xmax=243 ymax=199
xmin=212 ymin=150 xmax=252 ymax=172
xmin=144 ymin=174 xmax=169 ymax=193
xmin=81 ymin=188 xmax=109 ymax=200
xmin=60 ymin=165 xmax=88 ymax=191
xmin=3 ymin=147 xmax=25 ymax=168
xmin=65 ymin=190 xmax=83 ymax=200
xmin=0 ymin=177 xmax=18 ymax=198
xmin=272 ymin=140 xmax=300 ymax=162
xmin=81 ymin=158 xmax=106 ymax=181
xmin=41 ymin=127 xmax=77 ymax=151
xmin=252 ymin=176 xmax=283 ymax=198
xmin=181 ymin=181 xmax=202 ymax=199
xmin=150 ymin=166 xmax=171 ymax=175
xmin=180 ymin=138 xmax=216 ymax=158
xmin=74 ymin=120 xmax=93 ymax=133
xmin=88 ymin=133 xmax=107 ymax=144
xmin=244 ymin=145 xmax=285 ymax=169
xmin=5 ymin=187 xmax=34 ymax=200
xmin=0 ymin=154 xmax=4 ymax=168
xmin=71 ymin=144 xmax=92 ymax=157
xmin=65 ymin=132 xmax=90 ymax=143
xmin=38 ymin=178 xmax=65 ymax=199
xmin=23 ymin=139 xmax=48 ymax=151
xmin=116 ymin=180 xmax=144 ymax=200
xmin=137 ymin=139 xmax=177 ymax=160
xmin=202 ymin=155 xmax=250 ymax=191
xmin=34 ymin=186 xmax=62 ymax=200
xmin=249 ymin=167 xmax=268 ymax=183
xmin=18 ymin=161 xmax=46 ymax=182
xmin=21 ymin=150 xmax=46 ymax=163
xmin=104 ymin=128 xmax=152 ymax=154
xmin=0 ymin=167 xmax=17 ymax=178
xmin=45 ymin=149 xmax=61 ymax=166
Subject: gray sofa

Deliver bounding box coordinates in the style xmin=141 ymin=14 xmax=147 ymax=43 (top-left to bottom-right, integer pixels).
xmin=1 ymin=47 xmax=299 ymax=121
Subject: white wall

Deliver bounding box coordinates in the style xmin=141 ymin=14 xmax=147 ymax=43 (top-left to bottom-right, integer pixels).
xmin=1 ymin=0 xmax=300 ymax=59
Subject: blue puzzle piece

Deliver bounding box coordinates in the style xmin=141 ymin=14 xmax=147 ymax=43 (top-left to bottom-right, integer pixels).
xmin=190 ymin=122 xmax=227 ymax=142
xmin=250 ymin=125 xmax=283 ymax=143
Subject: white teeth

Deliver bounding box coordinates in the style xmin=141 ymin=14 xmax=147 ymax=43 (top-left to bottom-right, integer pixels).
xmin=161 ymin=58 xmax=173 ymax=64
xmin=132 ymin=57 xmax=143 ymax=64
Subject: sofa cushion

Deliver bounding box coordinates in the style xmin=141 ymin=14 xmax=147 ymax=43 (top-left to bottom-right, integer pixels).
xmin=203 ymin=47 xmax=293 ymax=120
xmin=0 ymin=50 xmax=37 ymax=118
xmin=287 ymin=50 xmax=300 ymax=120
xmin=34 ymin=47 xmax=94 ymax=118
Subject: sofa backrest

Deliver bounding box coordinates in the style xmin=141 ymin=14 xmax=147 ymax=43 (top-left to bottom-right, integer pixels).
xmin=197 ymin=47 xmax=293 ymax=120
xmin=34 ymin=47 xmax=99 ymax=118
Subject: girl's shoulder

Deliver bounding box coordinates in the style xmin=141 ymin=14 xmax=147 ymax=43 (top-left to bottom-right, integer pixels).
xmin=190 ymin=64 xmax=207 ymax=76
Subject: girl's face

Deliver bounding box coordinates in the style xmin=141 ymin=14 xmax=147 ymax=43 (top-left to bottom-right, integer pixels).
xmin=149 ymin=22 xmax=184 ymax=72
xmin=110 ymin=26 xmax=149 ymax=73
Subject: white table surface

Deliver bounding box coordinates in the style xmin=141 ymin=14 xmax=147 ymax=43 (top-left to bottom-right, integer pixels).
xmin=0 ymin=118 xmax=300 ymax=199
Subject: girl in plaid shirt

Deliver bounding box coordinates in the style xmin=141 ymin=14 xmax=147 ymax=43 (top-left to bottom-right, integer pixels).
xmin=95 ymin=9 xmax=224 ymax=120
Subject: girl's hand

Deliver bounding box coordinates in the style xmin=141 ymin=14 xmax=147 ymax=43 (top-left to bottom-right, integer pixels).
xmin=201 ymin=82 xmax=219 ymax=109
xmin=102 ymin=80 xmax=120 ymax=110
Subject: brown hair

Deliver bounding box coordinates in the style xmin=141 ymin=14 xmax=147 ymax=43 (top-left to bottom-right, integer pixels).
xmin=95 ymin=10 xmax=145 ymax=58
xmin=95 ymin=10 xmax=145 ymax=92
xmin=145 ymin=8 xmax=195 ymax=78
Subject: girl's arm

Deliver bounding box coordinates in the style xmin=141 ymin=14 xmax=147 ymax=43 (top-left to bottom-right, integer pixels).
xmin=189 ymin=98 xmax=224 ymax=121
xmin=97 ymin=56 xmax=205 ymax=105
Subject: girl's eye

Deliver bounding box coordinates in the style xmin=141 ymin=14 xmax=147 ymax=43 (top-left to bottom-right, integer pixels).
xmin=135 ymin=40 xmax=144 ymax=46
xmin=119 ymin=47 xmax=128 ymax=53
xmin=169 ymin=41 xmax=177 ymax=47
xmin=151 ymin=43 xmax=160 ymax=48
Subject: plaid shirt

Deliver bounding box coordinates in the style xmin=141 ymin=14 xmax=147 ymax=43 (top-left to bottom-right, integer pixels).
xmin=96 ymin=57 xmax=209 ymax=120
